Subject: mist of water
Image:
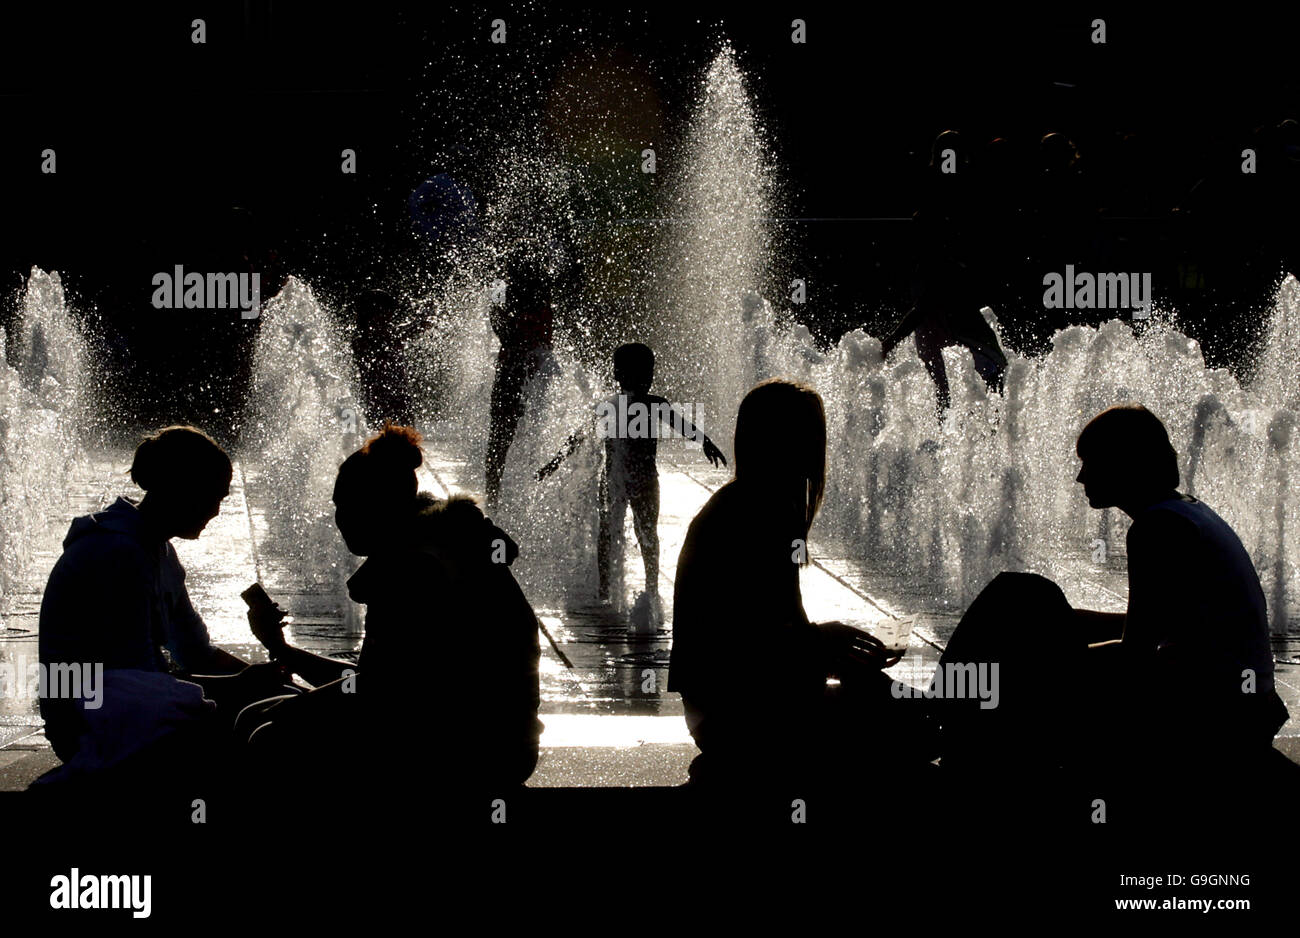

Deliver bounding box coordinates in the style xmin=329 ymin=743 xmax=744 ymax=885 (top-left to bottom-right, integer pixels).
xmin=9 ymin=46 xmax=1291 ymax=644
xmin=0 ymin=269 xmax=89 ymax=622
xmin=649 ymin=43 xmax=780 ymax=453
xmin=241 ymin=277 xmax=367 ymax=631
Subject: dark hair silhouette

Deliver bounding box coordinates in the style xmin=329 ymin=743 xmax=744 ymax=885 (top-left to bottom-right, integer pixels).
xmin=613 ymin=342 xmax=655 ymax=393
xmin=1076 ymin=404 xmax=1179 ymax=491
xmin=130 ymin=426 xmax=231 ymax=495
xmin=336 ymin=422 xmax=424 ymax=504
xmin=733 ymin=380 xmax=826 ymax=546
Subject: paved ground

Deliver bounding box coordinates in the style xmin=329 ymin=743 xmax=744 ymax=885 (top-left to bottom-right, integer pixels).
xmin=2 ymin=443 xmax=1298 ymax=791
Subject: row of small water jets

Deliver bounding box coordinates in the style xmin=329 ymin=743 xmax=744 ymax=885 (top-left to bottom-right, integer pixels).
xmin=419 ymin=271 xmax=1300 ymax=636
xmin=5 ymin=263 xmax=1300 ymax=636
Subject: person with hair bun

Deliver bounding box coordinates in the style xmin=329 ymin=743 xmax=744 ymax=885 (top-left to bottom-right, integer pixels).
xmin=245 ymin=423 xmax=543 ymax=794
xmin=37 ymin=426 xmax=285 ymax=783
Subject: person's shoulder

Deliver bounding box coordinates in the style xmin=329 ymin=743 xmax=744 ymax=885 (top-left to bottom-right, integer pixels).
xmin=58 ymin=525 xmax=154 ymax=572
xmin=688 ymin=481 xmax=744 ymax=532
xmin=1127 ymin=497 xmax=1200 ymax=544
xmin=415 ymin=492 xmax=522 ymax=567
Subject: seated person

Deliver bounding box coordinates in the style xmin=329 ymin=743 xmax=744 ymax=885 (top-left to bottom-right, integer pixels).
xmin=937 ymin=405 xmax=1289 ymax=810
xmin=1071 ymin=405 xmax=1287 ymax=764
xmin=668 ymin=380 xmax=931 ymax=794
xmin=245 ymin=424 xmax=543 ymax=795
xmin=37 ymin=426 xmax=285 ymax=784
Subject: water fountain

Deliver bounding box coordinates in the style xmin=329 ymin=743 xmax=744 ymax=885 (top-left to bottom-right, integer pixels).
xmin=0 ymin=269 xmax=89 ymax=626
xmin=241 ymin=277 xmax=368 ymax=634
xmin=394 ymin=42 xmax=1300 ymax=639
xmin=802 ymin=279 xmax=1300 ymax=626
xmin=650 ymin=43 xmax=781 ymax=455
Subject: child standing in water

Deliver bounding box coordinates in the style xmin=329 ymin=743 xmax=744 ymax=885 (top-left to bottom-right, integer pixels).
xmin=538 ymin=343 xmax=725 ymax=631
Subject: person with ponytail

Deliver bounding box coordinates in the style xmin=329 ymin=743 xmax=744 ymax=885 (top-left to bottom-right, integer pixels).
xmin=245 ymin=423 xmax=543 ymax=794
xmin=668 ymin=380 xmax=930 ymax=793
xmin=37 ymin=426 xmax=283 ymax=783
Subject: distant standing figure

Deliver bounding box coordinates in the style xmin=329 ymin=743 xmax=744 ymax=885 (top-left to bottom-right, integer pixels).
xmin=880 ymin=288 xmax=1007 ymax=411
xmin=351 ymin=287 xmax=432 ymax=426
xmin=485 ymin=261 xmax=557 ymax=512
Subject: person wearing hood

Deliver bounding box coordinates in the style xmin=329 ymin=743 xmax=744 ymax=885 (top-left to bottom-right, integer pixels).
xmin=37 ymin=425 xmax=284 ymax=782
xmin=245 ymin=423 xmax=543 ymax=794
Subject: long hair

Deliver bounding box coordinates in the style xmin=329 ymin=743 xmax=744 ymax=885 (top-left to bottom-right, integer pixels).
xmin=733 ymin=380 xmax=827 ymax=546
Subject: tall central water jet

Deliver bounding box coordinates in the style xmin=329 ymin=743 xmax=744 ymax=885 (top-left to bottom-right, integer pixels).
xmin=653 ymin=43 xmax=780 ymax=448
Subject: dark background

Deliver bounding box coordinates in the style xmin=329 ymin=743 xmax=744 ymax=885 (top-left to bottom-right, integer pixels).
xmin=2 ymin=3 xmax=1298 ymax=434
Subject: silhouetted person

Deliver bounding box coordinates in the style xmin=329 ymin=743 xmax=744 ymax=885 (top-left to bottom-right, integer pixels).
xmin=879 ymin=287 xmax=1007 ymax=411
xmin=1029 ymin=131 xmax=1095 ymax=273
xmin=537 ymin=343 xmax=725 ymax=627
xmin=245 ymin=424 xmax=543 ymax=796
xmin=485 ymin=261 xmax=557 ymax=511
xmin=914 ymin=129 xmax=975 ymax=227
xmin=669 ymin=380 xmax=934 ymax=795
xmin=973 ymin=136 xmax=1031 ymax=314
xmin=1072 ymin=406 xmax=1286 ymax=757
xmin=37 ymin=426 xmax=283 ymax=785
xmin=892 ymin=130 xmax=1008 ymax=411
xmin=937 ymin=405 xmax=1290 ymax=822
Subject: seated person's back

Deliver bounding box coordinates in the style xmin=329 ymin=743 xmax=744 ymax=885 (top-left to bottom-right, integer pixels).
xmin=348 ymin=491 xmax=542 ymax=785
xmin=670 ymin=480 xmax=828 ymax=756
xmin=1124 ymin=493 xmax=1279 ymax=743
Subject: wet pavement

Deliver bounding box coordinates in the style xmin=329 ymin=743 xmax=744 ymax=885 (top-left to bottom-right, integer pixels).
xmin=2 ymin=444 xmax=1298 ymax=790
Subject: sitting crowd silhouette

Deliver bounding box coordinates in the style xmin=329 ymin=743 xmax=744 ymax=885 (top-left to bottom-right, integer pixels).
xmin=33 ymin=381 xmax=1296 ymax=828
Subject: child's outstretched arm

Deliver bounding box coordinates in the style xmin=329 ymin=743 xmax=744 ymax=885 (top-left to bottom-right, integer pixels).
xmin=660 ymin=403 xmax=727 ymax=468
xmin=535 ymin=428 xmax=585 ymax=481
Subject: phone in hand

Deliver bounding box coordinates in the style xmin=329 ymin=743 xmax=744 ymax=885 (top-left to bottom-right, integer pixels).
xmin=241 ymin=583 xmax=291 ymax=652
xmin=240 ymin=582 xmax=279 ymax=615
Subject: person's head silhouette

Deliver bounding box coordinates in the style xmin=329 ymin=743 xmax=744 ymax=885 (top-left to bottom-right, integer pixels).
xmin=1075 ymin=404 xmax=1179 ymax=516
xmin=613 ymin=342 xmax=654 ymax=394
xmin=131 ymin=426 xmax=232 ymax=539
xmin=734 ymin=379 xmax=826 ymax=544
xmin=333 ymin=423 xmax=424 ymax=556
